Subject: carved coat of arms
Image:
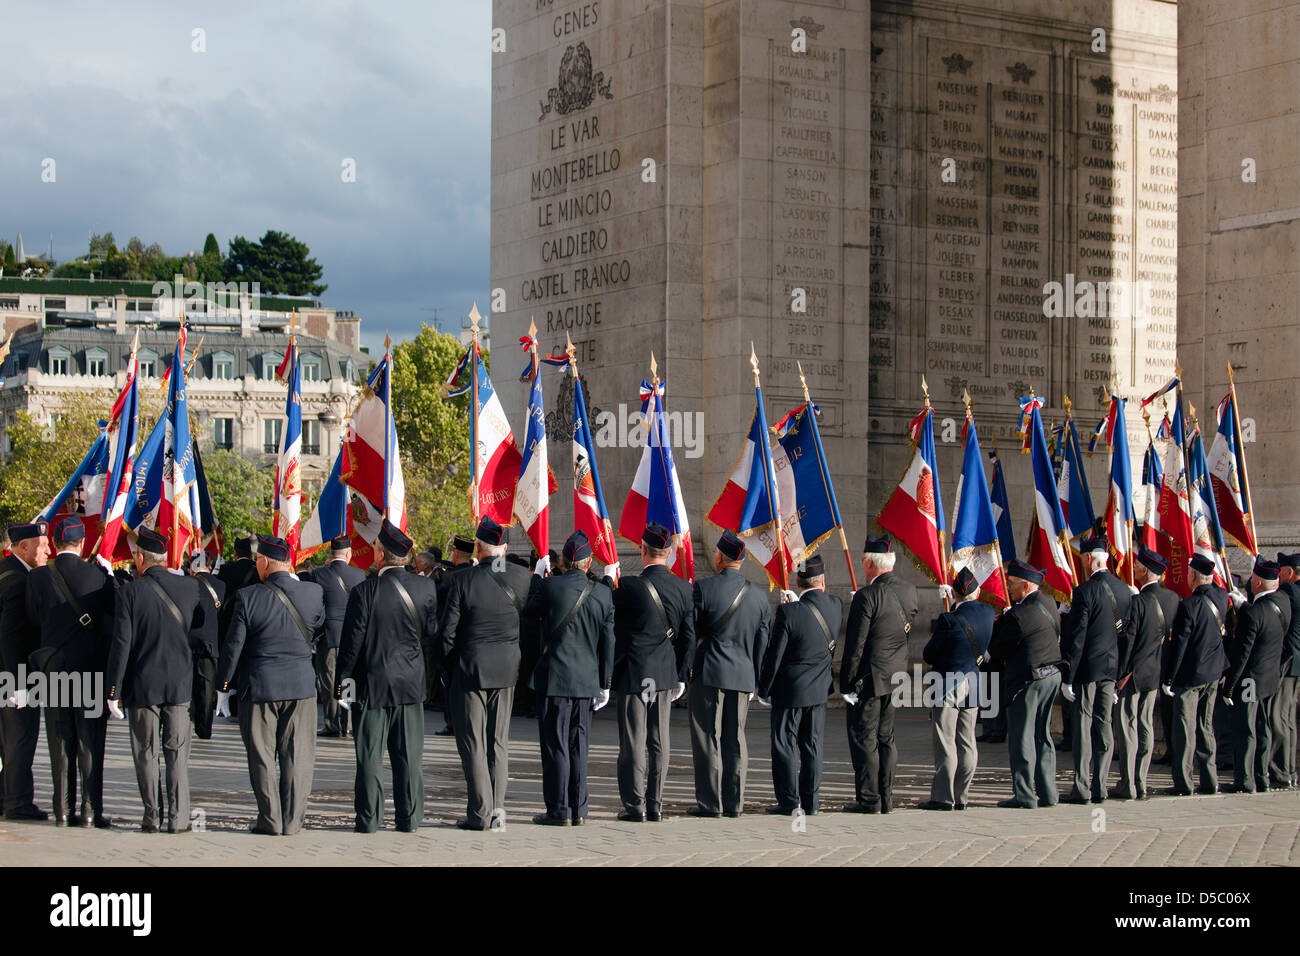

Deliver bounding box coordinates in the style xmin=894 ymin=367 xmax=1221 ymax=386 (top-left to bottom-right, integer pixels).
xmin=539 ymin=42 xmax=613 ymax=121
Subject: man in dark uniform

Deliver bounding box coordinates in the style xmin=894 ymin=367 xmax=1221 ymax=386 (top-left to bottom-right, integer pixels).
xmin=1270 ymin=552 xmax=1300 ymax=789
xmin=989 ymin=561 xmax=1062 ymax=809
xmin=431 ymin=534 xmax=475 ymax=735
xmin=1060 ymin=534 xmax=1131 ymax=804
xmin=522 ymin=530 xmax=615 ymax=826
xmin=0 ymin=520 xmax=51 ymax=821
xmin=438 ymin=516 xmax=531 ymax=831
xmin=840 ymin=534 xmax=917 ymax=814
xmin=1112 ymin=548 xmax=1180 ymax=800
xmin=25 ymin=516 xmax=116 ymax=826
xmin=337 ymin=520 xmax=435 ymax=833
xmin=1160 ymin=553 xmax=1230 ymax=795
xmin=215 ymin=534 xmax=325 ymax=835
xmin=1223 ymin=557 xmax=1290 ymax=794
xmin=611 ymin=521 xmax=694 ymax=822
xmin=305 ymin=534 xmax=365 ymax=738
xmin=215 ymin=535 xmax=259 ymax=721
xmin=105 ymin=528 xmax=205 ymax=832
xmin=918 ymin=567 xmax=995 ymax=811
xmin=188 ymin=558 xmax=225 ymax=740
xmin=758 ymin=553 xmax=841 ymax=815
xmin=688 ymin=529 xmax=770 ymax=818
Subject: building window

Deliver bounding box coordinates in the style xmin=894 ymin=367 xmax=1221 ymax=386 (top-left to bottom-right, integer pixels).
xmin=340 ymin=358 xmax=354 ymax=382
xmin=303 ymin=420 xmax=320 ymax=455
xmin=301 ymin=352 xmax=322 ymax=382
xmin=213 ymin=418 xmax=233 ymax=450
xmin=85 ymin=348 xmax=109 ymax=377
xmin=47 ymin=347 xmax=71 ymax=375
xmin=138 ymin=349 xmax=158 ymax=378
xmin=263 ymin=418 xmax=282 ymax=454
xmin=260 ymin=352 xmax=280 ymax=381
xmin=212 ymin=351 xmax=234 ymax=380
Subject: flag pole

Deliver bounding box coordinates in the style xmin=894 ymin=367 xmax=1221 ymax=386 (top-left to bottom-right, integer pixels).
xmin=1191 ymin=400 xmax=1236 ymax=584
xmin=1227 ymin=361 xmax=1258 ymax=555
xmin=567 ymin=331 xmax=617 ymax=575
xmin=796 ymin=361 xmax=857 ymax=591
xmin=921 ymin=376 xmax=951 ymax=609
xmin=964 ymin=389 xmax=1006 ymax=608
xmin=751 ymin=344 xmax=788 ymax=591
xmin=469 ymin=303 xmax=481 ymax=521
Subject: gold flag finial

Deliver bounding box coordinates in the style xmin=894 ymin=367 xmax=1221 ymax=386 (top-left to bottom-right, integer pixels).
xmin=1063 ymin=393 xmax=1073 ymax=415
xmin=384 ymin=332 xmax=392 ymax=354
xmin=527 ymin=315 xmax=538 ymax=340
xmin=797 ymin=360 xmax=811 ymax=403
xmin=649 ymin=350 xmax=658 ymax=381
xmin=921 ymin=375 xmax=931 ymax=407
xmin=468 ymin=301 xmax=482 ymax=339
xmin=750 ymin=342 xmax=761 ymax=386
xmin=1227 ymin=360 xmax=1236 ymax=384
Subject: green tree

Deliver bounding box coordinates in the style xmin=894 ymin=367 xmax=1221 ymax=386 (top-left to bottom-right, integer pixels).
xmin=0 ymin=402 xmax=114 ymax=529
xmin=389 ymin=324 xmax=476 ymax=550
xmin=225 ymin=230 xmax=326 ymax=296
xmin=2 ymin=244 xmax=15 ymax=272
xmin=202 ymin=233 xmax=220 ymax=258
xmin=201 ymin=448 xmax=274 ymax=557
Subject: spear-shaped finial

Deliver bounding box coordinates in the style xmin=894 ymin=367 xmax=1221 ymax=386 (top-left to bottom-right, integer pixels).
xmin=1027 ymin=380 xmax=1036 ymax=398
xmin=1227 ymin=360 xmax=1236 ymax=384
xmin=468 ymin=301 xmax=482 ymax=345
xmin=921 ymin=375 xmax=931 ymax=407
xmin=649 ymin=350 xmax=658 ymax=382
xmin=527 ymin=315 xmax=538 ymax=341
xmin=797 ymin=360 xmax=811 ymax=404
xmin=384 ymin=332 xmax=392 ymax=355
xmin=750 ymin=341 xmax=761 ymax=386
xmin=565 ymin=330 xmax=578 ymax=377
xmin=1175 ymin=359 xmax=1184 ymax=381
xmin=1063 ymin=393 xmax=1073 ymax=415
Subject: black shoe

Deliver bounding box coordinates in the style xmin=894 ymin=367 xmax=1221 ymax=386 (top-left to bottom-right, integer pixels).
xmin=722 ymin=810 xmax=741 ymax=818
xmin=1135 ymin=790 xmax=1149 ymax=801
xmin=170 ymin=826 xmax=193 ymax=834
xmin=248 ymin=823 xmax=278 ymax=835
xmin=456 ymin=819 xmax=486 ymax=831
xmin=93 ymin=815 xmax=112 ymax=829
xmin=765 ymin=805 xmax=798 ymax=815
xmin=646 ymin=811 xmax=662 ymax=822
xmin=532 ymin=814 xmax=569 ymax=826
xmin=571 ymin=817 xmax=586 ymax=827
xmin=1107 ymin=788 xmax=1134 ymax=801
xmin=842 ymin=802 xmax=878 ymax=814
xmin=5 ymin=807 xmax=49 ymax=822
xmin=916 ymin=801 xmax=953 ymax=811
xmin=141 ymin=822 xmax=160 ymax=833
xmin=1162 ymin=786 xmax=1192 ymax=796
xmin=435 ymin=726 xmax=454 ymax=736
xmin=1091 ymin=796 xmax=1107 ymax=805
xmin=66 ymin=814 xmax=86 ymax=827
xmin=317 ymin=730 xmax=341 ymax=738
xmin=984 ymin=734 xmax=1005 ymax=744
xmin=955 ymin=802 xmax=968 ymax=810
xmin=687 ymin=807 xmax=720 ymax=818
xmin=997 ymin=798 xmax=1035 ymax=809
xmin=880 ymin=796 xmax=892 ymax=815
xmin=1194 ymin=785 xmax=1218 ymax=795
xmin=1222 ymin=784 xmax=1254 ymax=794
xmin=617 ymin=809 xmax=645 ymax=823
xmin=1060 ymin=795 xmax=1090 ymax=805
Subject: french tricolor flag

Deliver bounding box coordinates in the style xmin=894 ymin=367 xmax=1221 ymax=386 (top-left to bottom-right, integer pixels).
xmin=1022 ymin=397 xmax=1075 ymax=601
xmin=445 ymin=341 xmax=521 ymax=525
xmin=513 ymin=337 xmax=558 ymax=557
xmin=1102 ymin=394 xmax=1136 ymax=579
xmin=1156 ymin=400 xmax=1197 ymax=596
xmin=341 ymin=344 xmax=407 ymax=548
xmin=272 ymin=340 xmax=304 ymax=563
xmin=878 ymin=402 xmax=948 ymax=586
xmin=39 ymin=430 xmax=109 ymax=556
xmin=1139 ymin=435 xmax=1165 ymax=553
xmin=1208 ymin=391 xmax=1256 ymax=555
xmin=618 ymin=377 xmax=693 ymax=582
xmin=949 ymin=414 xmax=1008 ymax=607
xmin=98 ymin=337 xmax=140 ymax=562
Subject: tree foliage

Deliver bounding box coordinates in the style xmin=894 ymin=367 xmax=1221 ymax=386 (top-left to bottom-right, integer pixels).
xmin=0 ymin=403 xmax=113 ymax=528
xmin=225 ymin=230 xmax=326 ymax=296
xmin=201 ymin=448 xmax=274 ymax=555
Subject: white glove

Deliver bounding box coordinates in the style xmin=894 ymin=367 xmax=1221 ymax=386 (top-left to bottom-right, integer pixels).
xmin=671 ymin=682 xmax=686 ymax=702
xmin=7 ymin=689 xmax=29 ymax=709
xmin=338 ymin=697 xmax=351 ymax=711
xmin=107 ymin=699 xmax=124 ymax=720
xmin=779 ymin=589 xmax=799 ymax=604
xmin=938 ymin=583 xmax=955 ymax=603
xmin=841 ymin=692 xmax=859 ymax=706
xmin=747 ymin=692 xmax=755 ymax=702
xmin=1061 ymin=684 xmax=1077 ymax=703
xmin=1229 ymin=589 xmax=1248 ymax=609
xmin=95 ymin=554 xmax=113 ymax=573
xmin=215 ymin=690 xmax=231 ymax=718
xmin=593 ymin=688 xmax=610 ymax=711
xmin=534 ymin=555 xmax=551 ymax=577
xmin=1161 ymin=684 xmax=1174 ymax=697
xmin=1128 ymin=584 xmax=1140 ymax=595
xmin=1059 ymin=603 xmax=1071 ymax=614
xmin=758 ymin=697 xmax=771 ymax=707
xmin=603 ymin=561 xmax=620 ymax=581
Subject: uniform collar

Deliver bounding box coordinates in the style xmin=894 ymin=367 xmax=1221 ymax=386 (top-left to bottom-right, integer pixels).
xmin=1141 ymin=579 xmax=1161 ymax=591
xmin=378 ymin=565 xmax=403 ymax=576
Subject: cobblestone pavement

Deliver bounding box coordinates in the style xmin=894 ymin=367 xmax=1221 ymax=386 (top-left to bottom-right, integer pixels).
xmin=3 ymin=702 xmax=1298 ymax=865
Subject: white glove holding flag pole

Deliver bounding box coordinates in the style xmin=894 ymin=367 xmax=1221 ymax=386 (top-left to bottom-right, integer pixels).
xmin=603 ymin=561 xmax=620 ymax=582
xmin=106 ymin=699 xmax=124 ymax=720
xmin=779 ymin=590 xmax=799 ymax=604
xmin=672 ymin=682 xmax=686 ymax=702
xmin=938 ymin=584 xmax=955 ymax=604
xmin=593 ymin=689 xmax=610 ymax=711
xmin=1129 ymin=584 xmax=1140 ymax=596
xmin=758 ymin=697 xmax=771 ymax=707
xmin=534 ymin=554 xmax=551 ymax=577
xmin=841 ymin=692 xmax=859 ymax=706
xmin=338 ymin=696 xmax=351 ymax=711
xmin=95 ymin=554 xmax=113 ymax=573
xmin=1229 ymin=588 xmax=1248 ymax=609
xmin=1061 ymin=683 xmax=1077 ymax=703
xmin=1161 ymin=684 xmax=1174 ymax=697
xmin=215 ymin=690 xmax=231 ymax=718
xmin=6 ymin=689 xmax=29 ymax=709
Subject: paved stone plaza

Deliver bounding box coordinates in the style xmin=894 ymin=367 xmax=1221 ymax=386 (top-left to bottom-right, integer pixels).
xmin=3 ymin=702 xmax=1298 ymax=866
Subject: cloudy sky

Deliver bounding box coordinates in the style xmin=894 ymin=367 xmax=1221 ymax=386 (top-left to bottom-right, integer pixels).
xmin=1 ymin=0 xmax=490 ymax=353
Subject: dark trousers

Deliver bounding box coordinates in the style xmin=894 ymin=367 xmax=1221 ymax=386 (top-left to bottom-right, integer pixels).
xmin=845 ymin=692 xmax=896 ymax=808
xmin=128 ymin=703 xmax=190 ymax=831
xmin=771 ymin=703 xmax=825 ymax=812
xmin=1172 ymin=682 xmax=1218 ymax=793
xmin=192 ymin=656 xmax=217 ymax=739
xmin=616 ymin=689 xmax=672 ymax=815
xmin=315 ymin=646 xmax=348 ymax=736
xmin=46 ymin=705 xmax=107 ymax=819
xmin=450 ymin=680 xmax=514 ymax=829
xmin=0 ymin=704 xmax=41 ymax=815
xmin=353 ymin=701 xmax=424 ymax=832
xmin=1007 ymin=672 xmax=1061 ymax=808
xmin=1070 ymin=679 xmax=1116 ymax=801
xmin=238 ymin=697 xmax=316 ymax=835
xmin=1232 ymin=695 xmax=1273 ymax=792
xmin=689 ymin=686 xmax=750 ymax=814
xmin=1270 ymin=675 xmax=1298 ymax=787
xmin=538 ymin=696 xmax=592 ymax=821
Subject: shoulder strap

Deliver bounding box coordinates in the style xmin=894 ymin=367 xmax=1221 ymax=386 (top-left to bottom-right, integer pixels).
xmin=487 ymin=569 xmax=522 ymax=611
xmin=641 ymin=575 xmax=675 ymax=641
xmin=0 ymin=568 xmax=14 ymax=589
xmin=1099 ymin=577 xmax=1124 ymax=632
xmin=878 ymin=580 xmax=914 ymax=634
xmin=1026 ymin=594 xmax=1061 ymax=638
xmin=266 ymin=580 xmax=312 ymax=645
xmin=320 ymin=564 xmax=349 ymax=597
xmin=195 ymin=574 xmax=221 ymax=610
xmin=49 ymin=564 xmax=92 ymax=628
xmin=386 ymin=573 xmax=422 ymax=635
xmin=1145 ymin=588 xmax=1168 ymax=639
xmin=143 ymin=576 xmax=186 ymax=632
xmin=548 ymin=578 xmax=597 ymax=654
xmin=701 ymin=580 xmax=751 ymax=647
xmin=1200 ymin=593 xmax=1225 ymax=637
xmin=1264 ymin=594 xmax=1286 ymax=625
xmin=951 ymin=608 xmax=986 ymax=665
xmin=803 ymin=597 xmax=835 ymax=651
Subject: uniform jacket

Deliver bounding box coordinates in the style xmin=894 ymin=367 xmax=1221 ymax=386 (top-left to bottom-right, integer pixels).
xmin=923 ymin=600 xmax=996 ymax=708
xmin=303 ymin=559 xmax=367 ymax=650
xmin=524 ymin=567 xmax=615 ymax=698
xmin=758 ymin=589 xmax=842 ymax=708
xmin=215 ymin=557 xmax=260 ymax=641
xmin=1226 ymin=588 xmax=1291 ymax=699
xmin=0 ymin=554 xmax=38 ymax=673
xmin=1162 ymin=584 xmax=1230 ymax=690
xmin=988 ymin=589 xmax=1062 ymax=692
xmin=190 ymin=571 xmax=227 ymax=660
xmin=840 ymin=571 xmax=919 ymax=698
xmin=611 ymin=563 xmax=695 ymax=695
xmin=691 ymin=568 xmax=771 ymax=692
xmin=105 ymin=566 xmax=205 ymax=706
xmin=1278 ymin=581 xmax=1300 ymax=679
xmin=25 ymin=551 xmax=117 ymax=672
xmin=337 ymin=567 xmax=436 ymax=707
xmin=216 ymin=571 xmax=325 ymax=703
xmin=1119 ymin=581 xmax=1180 ymax=692
xmin=1063 ymin=569 xmax=1132 ymax=684
xmin=437 ymin=561 xmax=531 ymax=690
